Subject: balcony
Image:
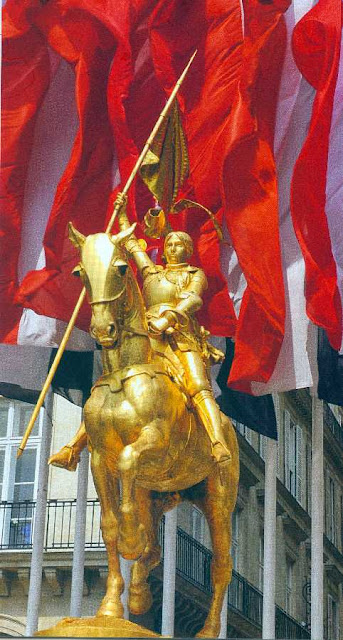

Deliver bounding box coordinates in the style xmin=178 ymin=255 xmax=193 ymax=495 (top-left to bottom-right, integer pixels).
xmin=0 ymin=500 xmax=310 ymax=639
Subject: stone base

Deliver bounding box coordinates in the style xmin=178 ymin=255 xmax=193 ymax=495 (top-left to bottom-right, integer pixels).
xmin=35 ymin=616 xmax=162 ymax=637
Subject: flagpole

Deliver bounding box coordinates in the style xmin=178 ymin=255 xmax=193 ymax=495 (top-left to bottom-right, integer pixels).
xmin=18 ymin=50 xmax=197 ymax=457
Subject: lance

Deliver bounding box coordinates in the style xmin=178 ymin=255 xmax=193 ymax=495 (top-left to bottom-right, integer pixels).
xmin=17 ymin=50 xmax=197 ymax=457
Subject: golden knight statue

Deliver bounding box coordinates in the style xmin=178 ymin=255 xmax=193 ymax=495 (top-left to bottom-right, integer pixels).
xmin=49 ymin=194 xmax=231 ymax=472
xmin=22 ymin=54 xmax=239 ymax=640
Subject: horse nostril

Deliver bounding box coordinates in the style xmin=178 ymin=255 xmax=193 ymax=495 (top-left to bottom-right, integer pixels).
xmin=108 ymin=323 xmax=116 ymax=337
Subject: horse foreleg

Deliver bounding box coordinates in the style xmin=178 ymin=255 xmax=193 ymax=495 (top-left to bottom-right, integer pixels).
xmin=128 ymin=488 xmax=164 ymax=615
xmin=117 ymin=422 xmax=167 ymax=560
xmin=195 ymin=468 xmax=235 ymax=638
xmin=91 ymin=450 xmax=124 ymax=617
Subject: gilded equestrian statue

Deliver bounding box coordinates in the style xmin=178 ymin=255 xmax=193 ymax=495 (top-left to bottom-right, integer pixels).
xmin=52 ymin=216 xmax=239 ymax=638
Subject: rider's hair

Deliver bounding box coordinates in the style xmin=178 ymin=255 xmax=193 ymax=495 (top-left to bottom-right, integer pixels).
xmin=164 ymin=231 xmax=194 ymax=259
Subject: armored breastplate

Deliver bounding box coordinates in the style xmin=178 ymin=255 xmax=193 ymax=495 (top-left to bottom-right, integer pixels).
xmin=143 ymin=265 xmax=192 ymax=309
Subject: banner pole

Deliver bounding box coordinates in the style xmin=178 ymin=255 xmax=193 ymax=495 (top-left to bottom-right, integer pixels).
xmin=18 ymin=51 xmax=197 ymax=457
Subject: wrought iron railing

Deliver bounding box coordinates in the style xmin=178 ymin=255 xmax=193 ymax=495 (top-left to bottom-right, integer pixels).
xmin=0 ymin=500 xmax=310 ymax=638
xmin=0 ymin=499 xmax=102 ymax=550
xmin=275 ymin=605 xmax=310 ymax=639
xmin=228 ymin=569 xmax=262 ymax=628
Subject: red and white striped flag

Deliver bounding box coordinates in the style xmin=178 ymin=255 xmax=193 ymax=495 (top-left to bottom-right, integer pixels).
xmin=1 ymin=0 xmax=342 ymax=402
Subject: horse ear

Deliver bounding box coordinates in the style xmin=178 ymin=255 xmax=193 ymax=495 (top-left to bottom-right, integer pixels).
xmin=68 ymin=222 xmax=86 ymax=249
xmin=113 ymin=223 xmax=137 ymax=246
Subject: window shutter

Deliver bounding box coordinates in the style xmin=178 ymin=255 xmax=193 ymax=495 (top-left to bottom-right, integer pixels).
xmin=245 ymin=426 xmax=252 ymax=444
xmin=284 ymin=410 xmax=290 ymax=490
xmin=0 ymin=450 xmax=5 ymax=501
xmin=325 ymin=471 xmax=330 ymax=538
xmin=273 ymin=394 xmax=282 ymax=479
xmin=296 ymin=425 xmax=303 ymax=506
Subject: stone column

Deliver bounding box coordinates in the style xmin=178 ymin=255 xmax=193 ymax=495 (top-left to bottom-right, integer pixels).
xmin=262 ymin=438 xmax=277 ymax=639
xmin=25 ymin=391 xmax=54 ymax=636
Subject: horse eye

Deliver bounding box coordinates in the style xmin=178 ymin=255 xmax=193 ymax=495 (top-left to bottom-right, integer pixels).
xmin=72 ymin=263 xmax=83 ymax=278
xmin=117 ymin=264 xmax=128 ymax=276
xmin=111 ymin=260 xmax=128 ymax=276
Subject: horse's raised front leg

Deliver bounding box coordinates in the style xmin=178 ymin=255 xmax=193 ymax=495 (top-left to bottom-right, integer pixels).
xmin=117 ymin=420 xmax=167 ymax=560
xmin=195 ymin=467 xmax=236 ymax=638
xmin=91 ymin=449 xmax=124 ymax=617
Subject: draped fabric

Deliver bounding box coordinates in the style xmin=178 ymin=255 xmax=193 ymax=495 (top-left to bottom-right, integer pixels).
xmin=291 ymin=0 xmax=343 ymax=352
xmin=1 ymin=0 xmax=343 ymax=398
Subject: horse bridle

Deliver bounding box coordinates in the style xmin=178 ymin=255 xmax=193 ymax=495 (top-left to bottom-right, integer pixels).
xmin=89 ymin=283 xmax=149 ymax=339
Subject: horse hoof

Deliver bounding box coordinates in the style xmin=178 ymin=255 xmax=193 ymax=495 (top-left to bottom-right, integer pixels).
xmin=96 ymin=597 xmax=124 ymax=618
xmin=118 ymin=524 xmax=147 ymax=560
xmin=129 ymin=583 xmax=153 ymax=615
xmin=195 ymin=622 xmax=220 ymax=638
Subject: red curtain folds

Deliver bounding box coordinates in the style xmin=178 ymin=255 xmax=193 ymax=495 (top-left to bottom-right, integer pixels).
xmin=291 ymin=0 xmax=343 ymax=351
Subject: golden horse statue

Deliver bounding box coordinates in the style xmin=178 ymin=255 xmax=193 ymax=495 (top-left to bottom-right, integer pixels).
xmin=67 ymin=222 xmax=239 ymax=638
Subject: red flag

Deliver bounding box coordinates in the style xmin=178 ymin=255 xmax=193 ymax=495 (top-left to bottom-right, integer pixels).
xmin=221 ymin=0 xmax=290 ymax=392
xmin=3 ymin=0 xmax=341 ymax=400
xmin=1 ymin=22 xmax=50 ymax=343
xmin=291 ymin=0 xmax=343 ymax=352
xmin=148 ymin=0 xmax=290 ymax=391
xmin=1 ymin=1 xmax=122 ymax=341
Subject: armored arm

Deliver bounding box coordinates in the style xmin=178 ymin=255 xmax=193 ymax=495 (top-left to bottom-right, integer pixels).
xmin=149 ymin=269 xmax=208 ymax=335
xmin=116 ymin=193 xmax=155 ymax=275
xmin=166 ymin=269 xmax=208 ymax=325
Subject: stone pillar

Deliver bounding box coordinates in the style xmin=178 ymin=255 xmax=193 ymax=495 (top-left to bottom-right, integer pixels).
xmin=25 ymin=391 xmax=54 ymax=637
xmin=262 ymin=438 xmax=277 ymax=639
xmin=161 ymin=508 xmax=178 ymax=636
xmin=311 ymin=392 xmax=324 ymax=640
xmin=70 ymin=447 xmax=89 ymax=617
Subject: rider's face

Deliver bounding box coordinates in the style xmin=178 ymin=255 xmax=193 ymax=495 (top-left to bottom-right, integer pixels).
xmin=164 ymin=235 xmax=188 ymax=264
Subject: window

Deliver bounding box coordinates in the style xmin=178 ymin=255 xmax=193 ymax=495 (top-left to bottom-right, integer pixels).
xmin=327 ymin=594 xmax=339 ymax=640
xmin=284 ymin=410 xmax=304 ymax=506
xmin=231 ymin=510 xmax=240 ymax=571
xmin=0 ymin=398 xmax=43 ymax=548
xmin=285 ymin=558 xmax=294 ymax=615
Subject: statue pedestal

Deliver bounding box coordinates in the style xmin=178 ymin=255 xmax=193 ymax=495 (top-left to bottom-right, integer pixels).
xmin=35 ymin=616 xmax=162 ymax=637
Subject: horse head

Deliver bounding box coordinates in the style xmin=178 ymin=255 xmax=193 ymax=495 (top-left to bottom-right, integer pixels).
xmin=68 ymin=222 xmax=136 ymax=347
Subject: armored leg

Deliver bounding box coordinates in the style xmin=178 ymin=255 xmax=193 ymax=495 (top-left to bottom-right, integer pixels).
xmin=48 ymin=421 xmax=87 ymax=471
xmin=176 ymin=350 xmax=231 ymax=465
xmin=192 ymin=390 xmax=231 ymax=464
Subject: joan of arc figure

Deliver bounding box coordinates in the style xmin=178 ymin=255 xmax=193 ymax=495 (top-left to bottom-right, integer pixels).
xmin=49 ymin=196 xmax=231 ymax=471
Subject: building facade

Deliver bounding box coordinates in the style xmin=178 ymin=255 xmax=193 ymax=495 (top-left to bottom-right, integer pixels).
xmin=0 ymin=390 xmax=342 ymax=638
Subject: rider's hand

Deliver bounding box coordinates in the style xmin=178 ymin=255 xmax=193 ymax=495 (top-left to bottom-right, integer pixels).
xmin=148 ymin=317 xmax=170 ymax=335
xmin=115 ymin=192 xmax=128 ymax=209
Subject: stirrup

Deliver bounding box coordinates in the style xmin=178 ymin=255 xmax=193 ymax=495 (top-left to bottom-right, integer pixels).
xmin=48 ymin=445 xmax=80 ymax=472
xmin=211 ymin=441 xmax=232 ymax=465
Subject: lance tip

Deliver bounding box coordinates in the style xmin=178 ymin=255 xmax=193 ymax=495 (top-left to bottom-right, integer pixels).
xmin=17 ymin=447 xmax=24 ymax=459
